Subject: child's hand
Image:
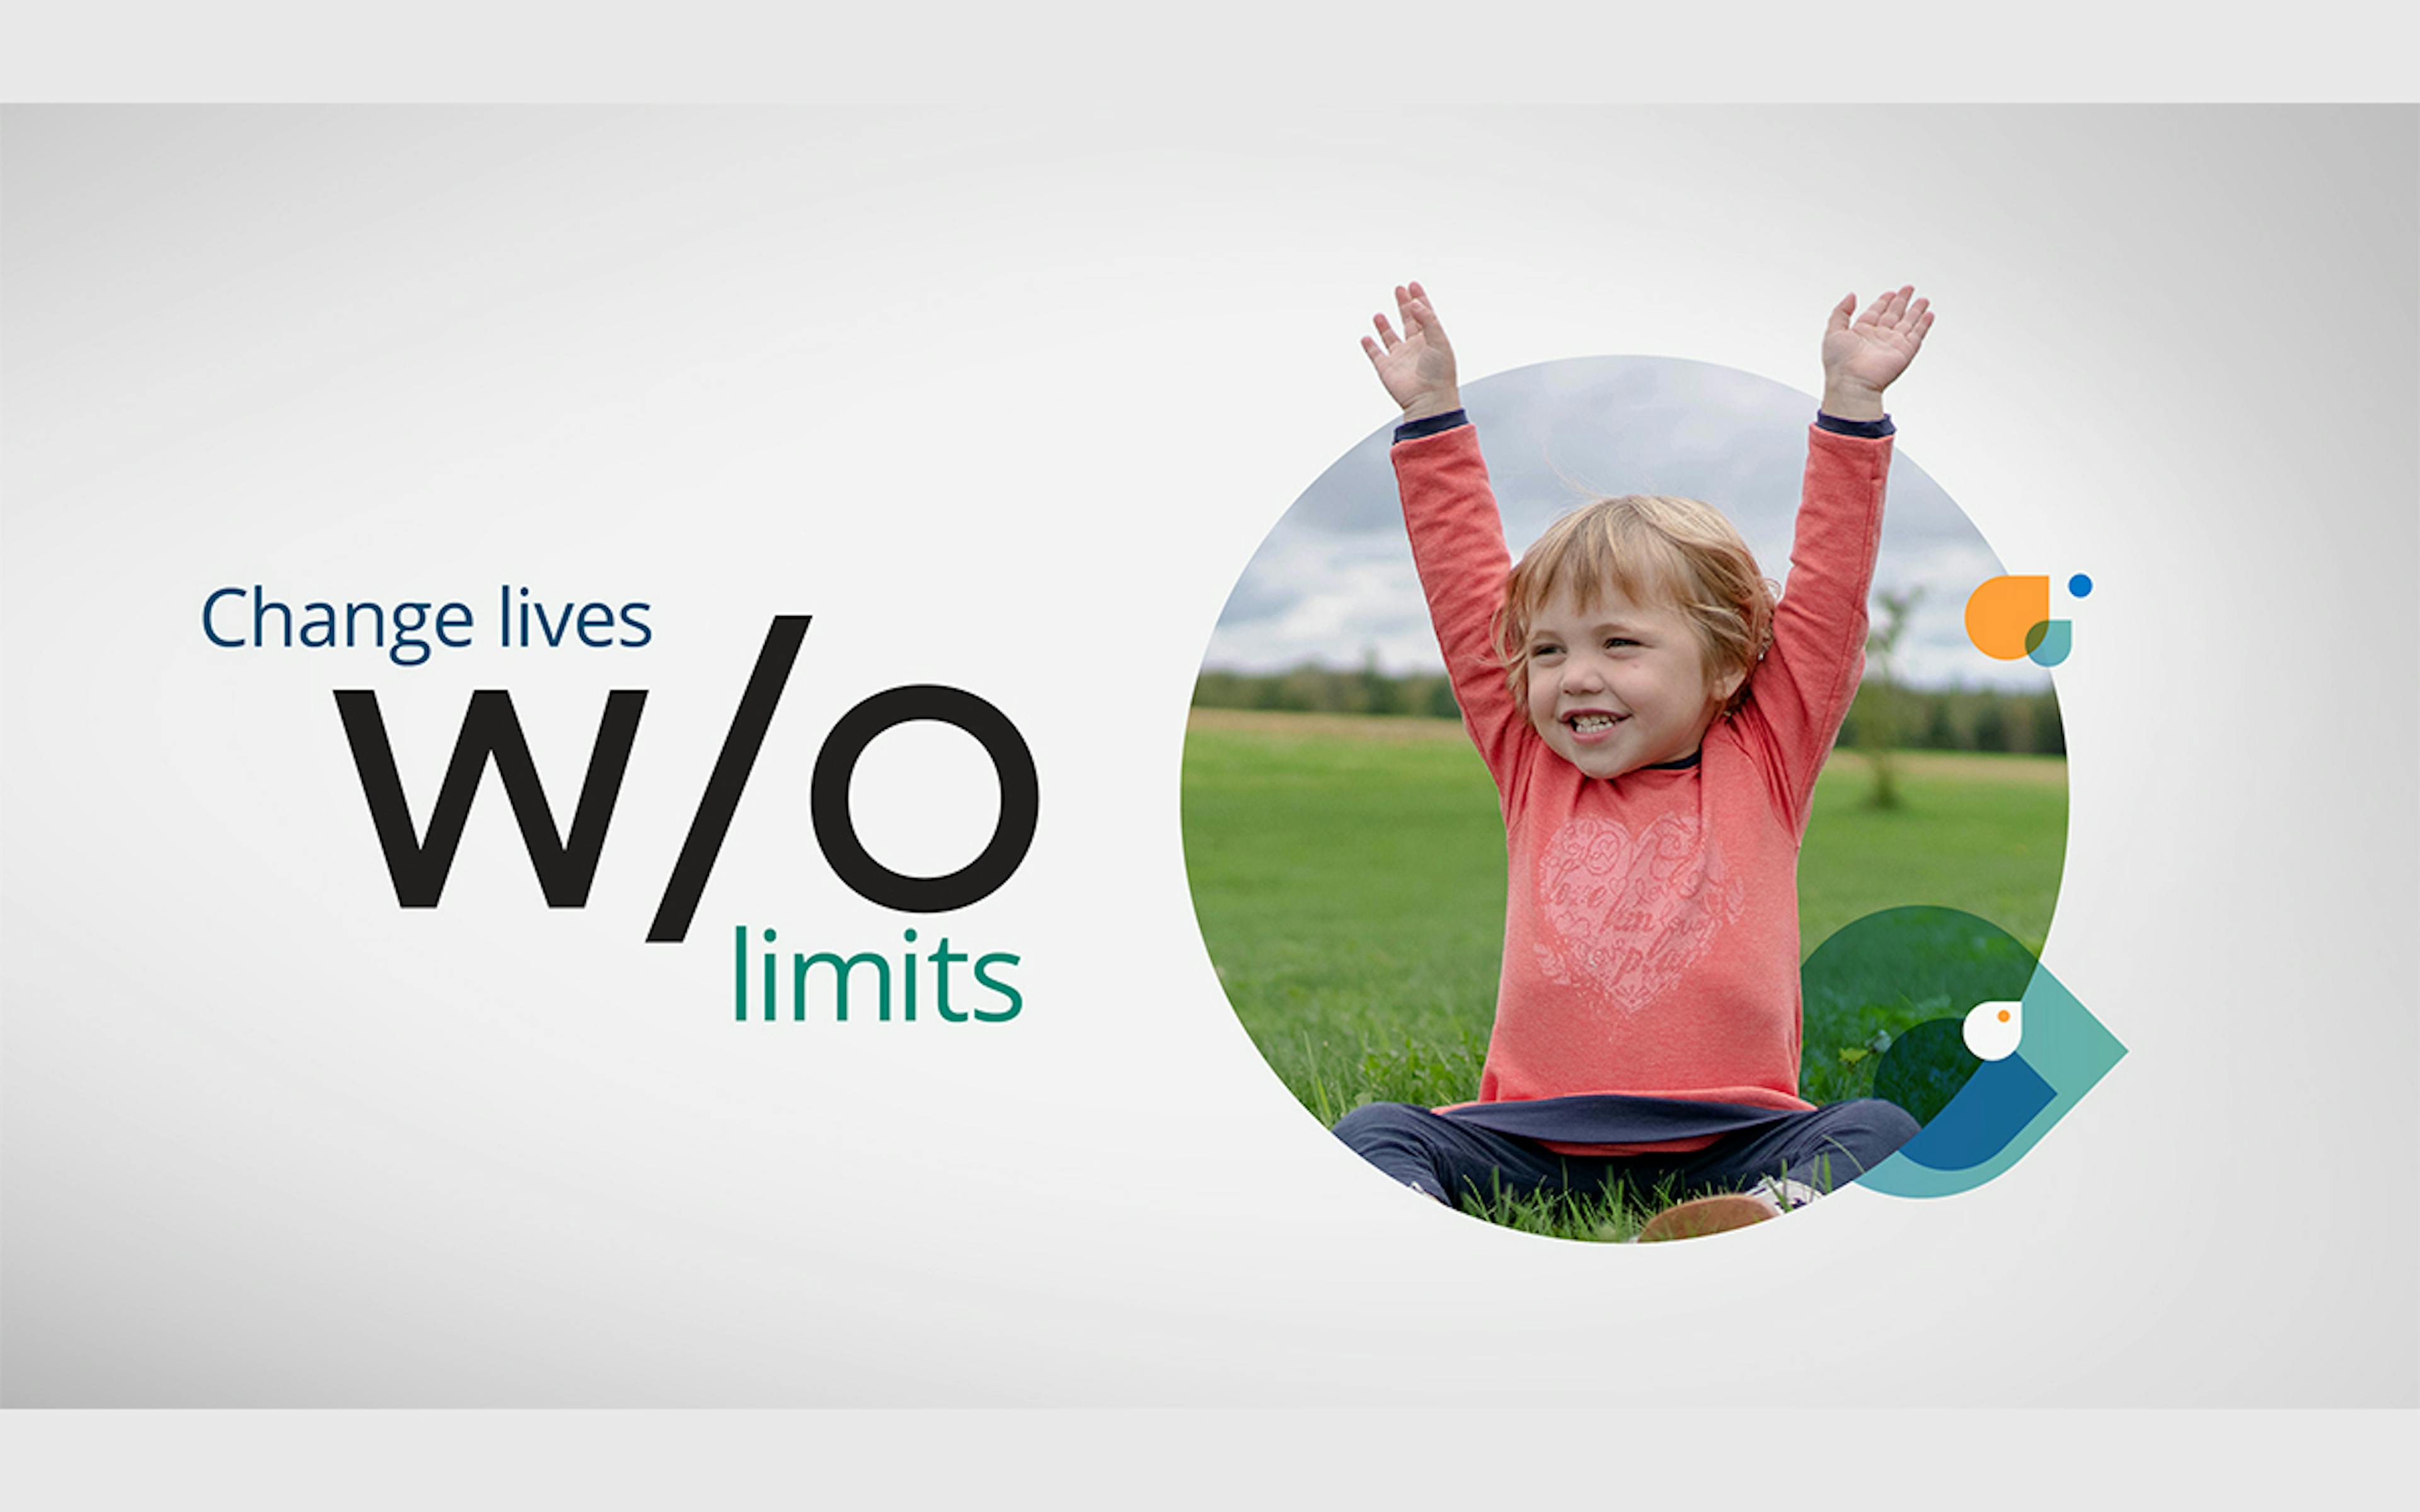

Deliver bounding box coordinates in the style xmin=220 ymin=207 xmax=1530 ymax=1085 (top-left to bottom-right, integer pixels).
xmin=1362 ymin=281 xmax=1462 ymax=421
xmin=1820 ymin=285 xmax=1934 ymax=421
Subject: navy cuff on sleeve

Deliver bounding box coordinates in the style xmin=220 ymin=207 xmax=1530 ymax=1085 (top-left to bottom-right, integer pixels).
xmin=1393 ymin=408 xmax=1470 ymax=442
xmin=1815 ymin=410 xmax=1894 ymax=438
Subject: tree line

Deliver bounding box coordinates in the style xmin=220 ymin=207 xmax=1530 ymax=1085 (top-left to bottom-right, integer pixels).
xmin=1190 ymin=660 xmax=2065 ymax=757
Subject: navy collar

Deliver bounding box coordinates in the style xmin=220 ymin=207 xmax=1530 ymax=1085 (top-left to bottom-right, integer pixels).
xmin=1642 ymin=752 xmax=1702 ymax=771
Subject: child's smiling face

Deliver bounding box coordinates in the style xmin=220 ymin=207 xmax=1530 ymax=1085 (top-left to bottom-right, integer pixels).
xmin=1523 ymin=581 xmax=1743 ymax=780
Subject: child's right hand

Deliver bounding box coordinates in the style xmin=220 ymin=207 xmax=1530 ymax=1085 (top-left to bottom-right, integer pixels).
xmin=1361 ymin=281 xmax=1463 ymax=421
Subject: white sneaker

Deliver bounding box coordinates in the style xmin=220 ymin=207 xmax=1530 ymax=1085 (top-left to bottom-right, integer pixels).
xmin=1749 ymin=1176 xmax=1823 ymax=1212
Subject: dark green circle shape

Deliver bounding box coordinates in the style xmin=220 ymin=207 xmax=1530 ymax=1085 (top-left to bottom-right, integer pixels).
xmin=1872 ymin=1017 xmax=1984 ymax=1127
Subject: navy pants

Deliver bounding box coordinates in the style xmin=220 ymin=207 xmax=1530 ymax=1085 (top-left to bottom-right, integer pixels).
xmin=1333 ymin=1099 xmax=1919 ymax=1208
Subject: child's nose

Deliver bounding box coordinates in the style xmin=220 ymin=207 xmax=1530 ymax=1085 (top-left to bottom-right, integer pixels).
xmin=1562 ymin=657 xmax=1606 ymax=692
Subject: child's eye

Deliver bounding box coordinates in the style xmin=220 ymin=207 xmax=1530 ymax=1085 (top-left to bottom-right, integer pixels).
xmin=1530 ymin=644 xmax=1563 ymax=658
xmin=1605 ymin=637 xmax=1639 ymax=649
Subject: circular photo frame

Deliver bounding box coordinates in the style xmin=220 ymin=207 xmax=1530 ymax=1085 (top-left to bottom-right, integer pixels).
xmin=1184 ymin=355 xmax=2069 ymax=1241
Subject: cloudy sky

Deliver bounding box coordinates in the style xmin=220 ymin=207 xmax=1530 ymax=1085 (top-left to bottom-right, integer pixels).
xmin=1206 ymin=355 xmax=2054 ymax=693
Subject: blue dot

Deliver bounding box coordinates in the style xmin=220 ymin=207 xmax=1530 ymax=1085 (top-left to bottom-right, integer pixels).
xmin=2068 ymin=573 xmax=2094 ymax=598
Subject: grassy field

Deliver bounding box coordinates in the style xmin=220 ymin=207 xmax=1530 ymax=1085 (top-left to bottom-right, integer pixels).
xmin=1181 ymin=707 xmax=2067 ymax=1237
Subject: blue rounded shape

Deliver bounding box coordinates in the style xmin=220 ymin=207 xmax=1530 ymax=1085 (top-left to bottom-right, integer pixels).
xmin=2025 ymin=620 xmax=2073 ymax=668
xmin=1894 ymin=1052 xmax=2056 ymax=1172
xmin=2068 ymin=572 xmax=2093 ymax=597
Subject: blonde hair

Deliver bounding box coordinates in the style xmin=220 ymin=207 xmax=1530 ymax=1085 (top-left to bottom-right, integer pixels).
xmin=1490 ymin=494 xmax=1778 ymax=720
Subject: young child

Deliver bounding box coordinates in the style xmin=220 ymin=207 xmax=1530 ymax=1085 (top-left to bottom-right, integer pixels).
xmin=1337 ymin=281 xmax=1934 ymax=1239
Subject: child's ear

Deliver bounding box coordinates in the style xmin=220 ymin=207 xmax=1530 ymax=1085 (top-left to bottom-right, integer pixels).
xmin=1710 ymin=664 xmax=1748 ymax=706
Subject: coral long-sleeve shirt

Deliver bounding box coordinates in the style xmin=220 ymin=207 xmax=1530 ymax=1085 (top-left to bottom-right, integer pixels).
xmin=1393 ymin=418 xmax=1894 ymax=1153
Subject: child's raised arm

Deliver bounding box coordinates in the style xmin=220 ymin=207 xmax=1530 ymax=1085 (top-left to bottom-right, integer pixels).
xmin=1744 ymin=285 xmax=1937 ymax=831
xmin=1368 ymin=283 xmax=1534 ymax=798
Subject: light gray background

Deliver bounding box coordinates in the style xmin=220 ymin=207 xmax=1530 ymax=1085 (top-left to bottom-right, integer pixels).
xmin=4 ymin=107 xmax=2414 ymax=1406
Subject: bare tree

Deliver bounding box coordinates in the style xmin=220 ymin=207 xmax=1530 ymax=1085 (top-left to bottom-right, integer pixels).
xmin=1862 ymin=587 xmax=1922 ymax=810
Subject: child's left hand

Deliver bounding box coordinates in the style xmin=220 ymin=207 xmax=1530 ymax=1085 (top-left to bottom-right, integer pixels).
xmin=1821 ymin=285 xmax=1933 ymax=420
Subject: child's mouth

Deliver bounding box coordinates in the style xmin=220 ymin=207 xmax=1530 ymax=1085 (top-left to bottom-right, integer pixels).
xmin=1565 ymin=712 xmax=1626 ymax=740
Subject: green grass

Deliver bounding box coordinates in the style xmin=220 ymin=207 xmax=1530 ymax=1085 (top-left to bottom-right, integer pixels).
xmin=1182 ymin=709 xmax=2068 ymax=1238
